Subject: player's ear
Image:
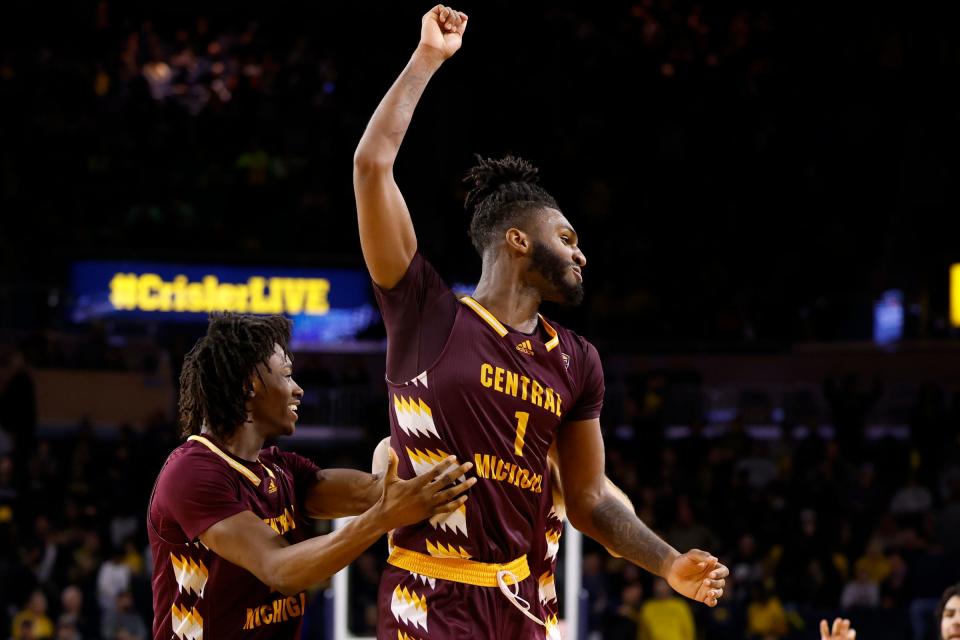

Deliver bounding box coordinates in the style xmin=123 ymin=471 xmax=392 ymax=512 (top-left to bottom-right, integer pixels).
xmin=505 ymin=227 xmax=530 ymax=255
xmin=246 ymin=372 xmax=261 ymax=399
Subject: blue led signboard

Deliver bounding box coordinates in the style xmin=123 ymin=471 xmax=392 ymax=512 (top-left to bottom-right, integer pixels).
xmin=71 ymin=261 xmax=377 ymax=345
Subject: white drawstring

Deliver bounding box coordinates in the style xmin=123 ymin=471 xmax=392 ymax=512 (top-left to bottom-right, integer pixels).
xmin=496 ymin=570 xmax=545 ymax=627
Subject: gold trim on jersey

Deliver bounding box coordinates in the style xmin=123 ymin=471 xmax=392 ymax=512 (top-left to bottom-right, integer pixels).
xmin=460 ymin=296 xmax=508 ymax=337
xmin=540 ymin=316 xmax=560 ymax=352
xmin=387 ymin=544 xmax=530 ymax=588
xmin=188 ymin=435 xmax=261 ymax=486
xmin=460 ymin=296 xmax=561 ymax=352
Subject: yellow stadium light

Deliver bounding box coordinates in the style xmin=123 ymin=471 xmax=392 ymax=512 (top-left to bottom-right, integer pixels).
xmin=952 ymin=263 xmax=960 ymax=328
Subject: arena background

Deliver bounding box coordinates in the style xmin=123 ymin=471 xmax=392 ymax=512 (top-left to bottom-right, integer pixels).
xmin=1 ymin=1 xmax=959 ymax=638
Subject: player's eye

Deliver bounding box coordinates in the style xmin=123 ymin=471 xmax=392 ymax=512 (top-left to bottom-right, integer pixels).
xmin=560 ymin=236 xmax=570 ymax=245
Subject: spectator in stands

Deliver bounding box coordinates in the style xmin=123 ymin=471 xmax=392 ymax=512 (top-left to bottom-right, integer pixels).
xmin=68 ymin=530 xmax=101 ymax=587
xmin=879 ymin=552 xmax=909 ymax=610
xmin=100 ymin=591 xmax=147 ymax=640
xmin=639 ymin=578 xmax=695 ymax=640
xmin=840 ymin=566 xmax=880 ymax=610
xmin=26 ymin=443 xmax=59 ymax=508
xmin=936 ymin=470 xmax=960 ymax=557
xmin=746 ymin=582 xmax=788 ymax=639
xmin=10 ymin=589 xmax=54 ymax=640
xmin=855 ymin=538 xmax=891 ymax=585
xmin=730 ymin=533 xmax=764 ymax=601
xmin=581 ymin=552 xmax=610 ymax=635
xmin=95 ymin=545 xmax=130 ymax=615
xmin=54 ymin=618 xmax=80 ymax=640
xmin=666 ymin=495 xmax=720 ymax=554
xmin=56 ymin=585 xmax=93 ymax=639
xmin=28 ymin=516 xmax=60 ymax=588
xmin=890 ymin=470 xmax=934 ymax=518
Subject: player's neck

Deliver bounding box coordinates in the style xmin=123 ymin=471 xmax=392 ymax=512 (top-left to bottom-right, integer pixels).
xmin=209 ymin=425 xmax=264 ymax=462
xmin=472 ymin=274 xmax=541 ymax=334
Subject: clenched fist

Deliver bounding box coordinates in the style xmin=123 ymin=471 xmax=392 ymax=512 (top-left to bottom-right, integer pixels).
xmin=420 ymin=5 xmax=469 ymax=60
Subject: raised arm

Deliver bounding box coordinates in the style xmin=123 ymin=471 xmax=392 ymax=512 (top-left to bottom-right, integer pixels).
xmin=353 ymin=5 xmax=468 ymax=288
xmin=557 ymin=418 xmax=728 ymax=607
xmin=200 ymin=452 xmax=475 ymax=595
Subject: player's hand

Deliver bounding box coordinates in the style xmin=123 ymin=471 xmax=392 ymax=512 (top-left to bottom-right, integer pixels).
xmin=420 ymin=5 xmax=468 ymax=60
xmin=376 ymin=448 xmax=475 ymax=530
xmin=820 ymin=618 xmax=857 ymax=640
xmin=664 ymin=549 xmax=728 ymax=607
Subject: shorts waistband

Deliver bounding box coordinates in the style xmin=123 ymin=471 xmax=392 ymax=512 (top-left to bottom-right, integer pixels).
xmin=387 ymin=545 xmax=530 ymax=588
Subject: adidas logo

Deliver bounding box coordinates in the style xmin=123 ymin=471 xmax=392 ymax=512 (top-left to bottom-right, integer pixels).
xmin=515 ymin=340 xmax=534 ymax=356
xmin=268 ymin=479 xmax=277 ymax=494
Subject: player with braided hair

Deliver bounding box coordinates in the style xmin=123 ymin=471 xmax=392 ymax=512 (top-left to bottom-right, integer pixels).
xmin=148 ymin=314 xmax=474 ymax=639
xmin=353 ymin=5 xmax=728 ymax=638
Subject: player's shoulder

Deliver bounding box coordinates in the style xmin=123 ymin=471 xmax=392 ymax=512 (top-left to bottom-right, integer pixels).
xmin=542 ymin=316 xmax=597 ymax=357
xmin=158 ymin=439 xmax=238 ymax=486
xmin=259 ymin=445 xmax=316 ymax=472
xmin=258 ymin=445 xmax=293 ymax=467
xmin=377 ymin=251 xmax=450 ymax=293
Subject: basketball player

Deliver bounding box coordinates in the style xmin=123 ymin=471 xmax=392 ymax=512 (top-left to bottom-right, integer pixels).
xmin=939 ymin=583 xmax=960 ymax=640
xmin=148 ymin=314 xmax=474 ymax=639
xmin=353 ymin=6 xmax=728 ymax=637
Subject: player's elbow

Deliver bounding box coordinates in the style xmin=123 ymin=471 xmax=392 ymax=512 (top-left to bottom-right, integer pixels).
xmin=353 ymin=148 xmax=394 ymax=177
xmin=266 ymin=577 xmax=300 ymax=597
xmin=261 ymin=556 xmax=308 ymax=597
xmin=564 ymin=486 xmax=604 ymax=533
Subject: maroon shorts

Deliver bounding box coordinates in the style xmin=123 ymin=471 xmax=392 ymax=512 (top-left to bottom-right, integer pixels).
xmin=377 ymin=563 xmax=554 ymax=639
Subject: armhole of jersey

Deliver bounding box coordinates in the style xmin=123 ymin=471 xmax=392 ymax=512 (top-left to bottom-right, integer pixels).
xmin=384 ymin=290 xmax=463 ymax=387
xmin=147 ymin=454 xmax=192 ymax=547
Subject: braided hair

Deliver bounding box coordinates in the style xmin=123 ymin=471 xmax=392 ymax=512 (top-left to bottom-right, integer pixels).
xmin=463 ymin=154 xmax=558 ymax=255
xmin=178 ymin=314 xmax=292 ymax=441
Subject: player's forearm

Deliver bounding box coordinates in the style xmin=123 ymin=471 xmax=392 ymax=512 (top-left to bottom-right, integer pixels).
xmin=267 ymin=507 xmax=387 ymax=595
xmin=304 ymin=469 xmax=381 ymax=519
xmin=573 ymin=492 xmax=679 ymax=577
xmin=353 ymin=46 xmax=444 ymax=171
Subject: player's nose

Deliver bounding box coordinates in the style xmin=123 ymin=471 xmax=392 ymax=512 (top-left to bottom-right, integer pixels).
xmin=574 ymin=248 xmax=586 ymax=267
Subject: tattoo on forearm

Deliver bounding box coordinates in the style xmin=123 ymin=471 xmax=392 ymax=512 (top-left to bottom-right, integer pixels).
xmin=591 ymin=498 xmax=675 ymax=575
xmin=377 ymin=70 xmax=431 ymax=143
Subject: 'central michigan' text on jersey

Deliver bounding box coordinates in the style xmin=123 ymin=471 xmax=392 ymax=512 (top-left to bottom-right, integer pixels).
xmin=375 ymin=253 xmax=604 ymax=564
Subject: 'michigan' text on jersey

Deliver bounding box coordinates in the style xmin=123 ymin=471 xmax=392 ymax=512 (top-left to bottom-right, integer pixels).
xmin=148 ymin=437 xmax=320 ymax=640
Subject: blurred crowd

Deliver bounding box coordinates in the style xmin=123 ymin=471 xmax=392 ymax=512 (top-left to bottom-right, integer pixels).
xmin=4 ymin=350 xmax=958 ymax=639
xmin=2 ymin=1 xmax=958 ymax=345
xmin=1 ymin=1 xmax=959 ymax=638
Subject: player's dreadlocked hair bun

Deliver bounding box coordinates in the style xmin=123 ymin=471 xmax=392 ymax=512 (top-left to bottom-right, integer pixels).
xmin=178 ymin=314 xmax=292 ymax=441
xmin=463 ymin=154 xmax=558 ymax=255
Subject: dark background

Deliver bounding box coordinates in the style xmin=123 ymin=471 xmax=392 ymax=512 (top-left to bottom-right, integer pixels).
xmin=1 ymin=1 xmax=959 ymax=639
xmin=3 ymin=0 xmax=959 ymax=346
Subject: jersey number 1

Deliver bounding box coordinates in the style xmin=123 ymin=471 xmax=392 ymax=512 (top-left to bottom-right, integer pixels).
xmin=514 ymin=411 xmax=529 ymax=456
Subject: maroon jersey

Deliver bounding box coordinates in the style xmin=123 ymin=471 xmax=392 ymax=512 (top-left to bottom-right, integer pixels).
xmin=148 ymin=435 xmax=319 ymax=640
xmin=374 ymin=253 xmax=603 ymax=565
xmin=535 ymin=472 xmax=564 ymax=640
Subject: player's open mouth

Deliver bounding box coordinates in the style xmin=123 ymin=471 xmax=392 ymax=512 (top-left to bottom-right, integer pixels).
xmin=288 ymin=402 xmax=299 ymax=420
xmin=572 ymin=267 xmax=582 ymax=282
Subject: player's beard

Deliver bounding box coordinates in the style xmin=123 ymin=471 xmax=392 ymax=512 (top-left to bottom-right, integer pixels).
xmin=529 ymin=240 xmax=584 ymax=306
